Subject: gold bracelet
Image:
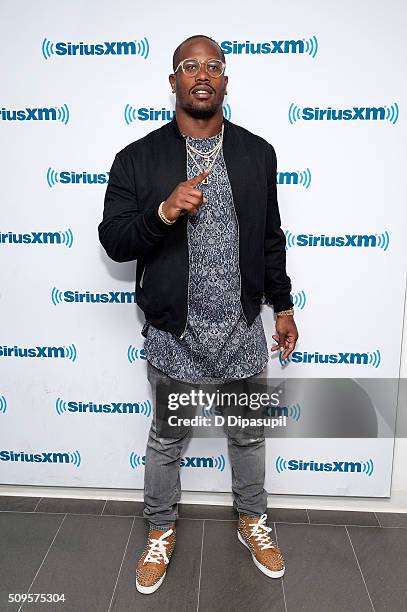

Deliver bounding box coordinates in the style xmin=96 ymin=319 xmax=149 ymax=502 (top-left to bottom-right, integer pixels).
xmin=276 ymin=308 xmax=294 ymax=316
xmin=158 ymin=201 xmax=176 ymax=225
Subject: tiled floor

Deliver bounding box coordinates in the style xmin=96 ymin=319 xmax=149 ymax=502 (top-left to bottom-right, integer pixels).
xmin=1 ymin=496 xmax=406 ymax=612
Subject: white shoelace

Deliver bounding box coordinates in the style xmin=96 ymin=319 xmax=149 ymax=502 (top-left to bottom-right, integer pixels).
xmin=248 ymin=514 xmax=276 ymax=550
xmin=143 ymin=528 xmax=173 ymax=565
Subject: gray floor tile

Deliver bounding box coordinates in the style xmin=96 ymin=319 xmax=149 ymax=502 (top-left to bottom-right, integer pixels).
xmin=178 ymin=503 xmax=237 ymax=520
xmin=109 ymin=517 xmax=202 ymax=612
xmin=35 ymin=497 xmax=105 ymax=515
xmin=376 ymin=511 xmax=407 ymax=528
xmin=270 ymin=507 xmax=309 ymax=524
xmin=103 ymin=500 xmax=144 ymax=517
xmin=308 ymin=509 xmax=379 ymax=527
xmin=275 ymin=523 xmax=373 ymax=612
xmin=199 ymin=520 xmax=285 ymax=612
xmin=0 ymin=512 xmax=64 ymax=611
xmin=20 ymin=514 xmax=133 ymax=612
xmin=348 ymin=525 xmax=407 ymax=611
xmin=0 ymin=496 xmax=41 ymax=512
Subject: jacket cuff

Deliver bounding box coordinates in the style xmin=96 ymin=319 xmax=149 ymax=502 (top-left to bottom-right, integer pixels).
xmin=263 ymin=294 xmax=294 ymax=312
xmin=143 ymin=206 xmax=177 ymax=238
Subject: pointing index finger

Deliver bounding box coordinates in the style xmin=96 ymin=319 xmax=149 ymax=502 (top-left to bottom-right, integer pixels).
xmin=187 ymin=169 xmax=210 ymax=187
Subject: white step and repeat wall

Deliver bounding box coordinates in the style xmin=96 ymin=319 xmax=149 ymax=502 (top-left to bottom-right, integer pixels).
xmin=1 ymin=0 xmax=406 ymax=497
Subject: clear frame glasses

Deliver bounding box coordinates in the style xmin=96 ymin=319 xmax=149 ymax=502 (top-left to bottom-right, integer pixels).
xmin=174 ymin=58 xmax=226 ymax=78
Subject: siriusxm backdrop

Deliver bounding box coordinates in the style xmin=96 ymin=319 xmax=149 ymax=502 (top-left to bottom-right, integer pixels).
xmin=1 ymin=0 xmax=406 ymax=497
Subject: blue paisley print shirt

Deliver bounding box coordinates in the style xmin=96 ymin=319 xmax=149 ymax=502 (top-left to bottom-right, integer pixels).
xmin=143 ymin=130 xmax=269 ymax=383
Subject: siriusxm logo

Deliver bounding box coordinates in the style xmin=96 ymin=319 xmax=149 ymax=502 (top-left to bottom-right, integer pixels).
xmin=284 ymin=231 xmax=390 ymax=251
xmin=279 ymin=349 xmax=382 ymax=368
xmin=47 ymin=168 xmax=109 ymax=187
xmin=277 ymin=168 xmax=311 ymax=189
xmin=202 ymin=403 xmax=301 ymax=421
xmin=269 ymin=403 xmax=301 ymax=421
xmin=0 ymin=104 xmax=70 ymax=124
xmin=278 ymin=169 xmax=311 ymax=189
xmin=127 ymin=346 xmax=147 ymax=363
xmin=0 ymin=449 xmax=81 ymax=466
xmin=51 ymin=287 xmax=136 ymax=305
xmin=124 ymin=103 xmax=231 ymax=124
xmin=276 ymin=456 xmax=374 ymax=476
xmin=0 ymin=229 xmax=73 ymax=248
xmin=291 ymin=290 xmax=306 ymax=310
xmin=289 ymin=102 xmax=399 ymax=124
xmin=42 ymin=37 xmax=149 ymax=60
xmin=130 ymin=452 xmax=225 ymax=471
xmin=0 ymin=395 xmax=7 ymax=414
xmin=220 ymin=36 xmax=318 ymax=58
xmin=55 ymin=398 xmax=151 ymax=417
xmin=0 ymin=344 xmax=77 ymax=361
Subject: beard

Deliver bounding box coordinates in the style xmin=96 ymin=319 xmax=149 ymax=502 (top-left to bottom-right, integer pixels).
xmin=182 ymin=100 xmax=222 ymax=119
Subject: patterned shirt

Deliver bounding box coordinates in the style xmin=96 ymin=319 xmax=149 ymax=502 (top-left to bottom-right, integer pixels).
xmin=143 ymin=129 xmax=269 ymax=383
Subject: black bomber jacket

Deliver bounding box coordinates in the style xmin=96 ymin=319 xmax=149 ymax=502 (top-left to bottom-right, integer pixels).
xmin=98 ymin=117 xmax=293 ymax=338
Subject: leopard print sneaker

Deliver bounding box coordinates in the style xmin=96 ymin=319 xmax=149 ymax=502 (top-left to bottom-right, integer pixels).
xmin=135 ymin=525 xmax=176 ymax=594
xmin=238 ymin=513 xmax=285 ymax=578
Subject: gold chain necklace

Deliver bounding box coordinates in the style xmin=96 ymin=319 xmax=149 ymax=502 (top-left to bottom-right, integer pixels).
xmin=185 ymin=124 xmax=224 ymax=184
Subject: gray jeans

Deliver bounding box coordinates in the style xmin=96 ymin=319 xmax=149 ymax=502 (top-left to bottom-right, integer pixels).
xmin=143 ymin=361 xmax=267 ymax=528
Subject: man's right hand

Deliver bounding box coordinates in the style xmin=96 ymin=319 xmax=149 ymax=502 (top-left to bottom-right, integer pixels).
xmin=161 ymin=170 xmax=209 ymax=222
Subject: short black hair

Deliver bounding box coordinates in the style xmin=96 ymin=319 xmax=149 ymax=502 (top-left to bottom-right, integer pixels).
xmin=172 ymin=35 xmax=225 ymax=71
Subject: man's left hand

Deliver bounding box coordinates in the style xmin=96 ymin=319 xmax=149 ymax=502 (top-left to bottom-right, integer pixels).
xmin=271 ymin=316 xmax=299 ymax=361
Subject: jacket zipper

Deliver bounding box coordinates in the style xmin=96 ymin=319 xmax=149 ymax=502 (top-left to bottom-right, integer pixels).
xmin=227 ymin=168 xmax=248 ymax=326
xmin=233 ymin=203 xmax=248 ymax=325
xmin=180 ymin=218 xmax=190 ymax=339
xmin=139 ymin=266 xmax=145 ymax=289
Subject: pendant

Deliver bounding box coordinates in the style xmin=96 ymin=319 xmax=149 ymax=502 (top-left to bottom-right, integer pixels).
xmin=201 ymin=160 xmax=210 ymax=184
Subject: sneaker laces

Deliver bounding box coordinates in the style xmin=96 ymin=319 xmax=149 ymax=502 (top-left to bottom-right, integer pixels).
xmin=247 ymin=514 xmax=276 ymax=550
xmin=143 ymin=528 xmax=173 ymax=565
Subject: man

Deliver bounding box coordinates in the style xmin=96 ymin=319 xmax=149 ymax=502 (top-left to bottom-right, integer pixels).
xmin=98 ymin=34 xmax=298 ymax=594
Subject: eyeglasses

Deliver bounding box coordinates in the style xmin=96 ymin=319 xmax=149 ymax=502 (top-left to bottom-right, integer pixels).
xmin=174 ymin=58 xmax=226 ymax=78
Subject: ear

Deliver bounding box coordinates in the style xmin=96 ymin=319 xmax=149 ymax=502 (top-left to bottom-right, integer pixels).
xmin=224 ymin=75 xmax=229 ymax=93
xmin=169 ymin=73 xmax=176 ymax=92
